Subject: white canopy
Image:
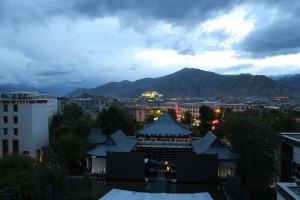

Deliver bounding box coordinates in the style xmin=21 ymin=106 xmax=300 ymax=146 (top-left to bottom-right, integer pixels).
xmin=100 ymin=189 xmax=213 ymax=200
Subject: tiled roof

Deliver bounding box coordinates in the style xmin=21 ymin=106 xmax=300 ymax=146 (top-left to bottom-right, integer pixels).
xmin=192 ymin=132 xmax=237 ymax=160
xmin=87 ymin=130 xmax=138 ymax=157
xmin=192 ymin=131 xmax=217 ymax=154
xmin=137 ymin=112 xmax=191 ymax=136
xmin=111 ymin=130 xmax=138 ymax=152
xmin=87 ymin=128 xmax=108 ymax=144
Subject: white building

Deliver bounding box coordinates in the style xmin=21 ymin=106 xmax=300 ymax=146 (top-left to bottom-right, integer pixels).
xmin=0 ymin=92 xmax=57 ymax=159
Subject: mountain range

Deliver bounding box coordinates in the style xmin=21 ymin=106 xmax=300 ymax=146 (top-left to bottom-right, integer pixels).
xmin=66 ymin=68 xmax=300 ymax=98
xmin=1 ymin=68 xmax=300 ymax=98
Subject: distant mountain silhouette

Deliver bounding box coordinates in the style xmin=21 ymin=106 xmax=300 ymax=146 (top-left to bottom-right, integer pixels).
xmin=272 ymin=74 xmax=300 ymax=92
xmin=0 ymin=83 xmax=74 ymax=96
xmin=67 ymin=68 xmax=300 ymax=98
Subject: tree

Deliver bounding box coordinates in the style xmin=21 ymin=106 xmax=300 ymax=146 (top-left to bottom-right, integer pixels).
xmin=181 ymin=111 xmax=193 ymax=126
xmin=224 ymin=111 xmax=281 ymax=183
xmin=199 ymin=106 xmax=216 ymax=135
xmin=49 ymin=103 xmax=93 ymax=172
xmin=261 ymin=109 xmax=299 ymax=132
xmin=167 ymin=108 xmax=177 ymax=120
xmin=56 ymin=133 xmax=86 ymax=170
xmin=96 ymin=106 xmax=135 ymax=135
xmin=0 ymin=155 xmax=34 ymax=198
xmin=215 ymin=107 xmax=232 ymax=138
xmin=62 ymin=103 xmax=83 ymax=120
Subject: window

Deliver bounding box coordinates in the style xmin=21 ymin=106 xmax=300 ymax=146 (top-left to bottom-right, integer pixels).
xmin=3 ymin=105 xmax=8 ymax=112
xmin=3 ymin=128 xmax=8 ymax=135
xmin=3 ymin=116 xmax=8 ymax=124
xmin=2 ymin=139 xmax=8 ymax=156
xmin=13 ymin=128 xmax=18 ymax=136
xmin=13 ymin=140 xmax=19 ymax=154
xmin=13 ymin=105 xmax=18 ymax=112
xmin=13 ymin=116 xmax=18 ymax=124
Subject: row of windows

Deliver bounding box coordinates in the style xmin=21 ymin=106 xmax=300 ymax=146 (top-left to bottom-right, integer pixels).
xmin=2 ymin=139 xmax=19 ymax=155
xmin=181 ymin=106 xmax=200 ymax=109
xmin=3 ymin=105 xmax=18 ymax=112
xmin=3 ymin=128 xmax=18 ymax=135
xmin=3 ymin=116 xmax=18 ymax=124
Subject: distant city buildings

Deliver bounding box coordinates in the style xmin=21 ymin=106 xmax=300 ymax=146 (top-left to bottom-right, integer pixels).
xmin=0 ymin=91 xmax=57 ymax=159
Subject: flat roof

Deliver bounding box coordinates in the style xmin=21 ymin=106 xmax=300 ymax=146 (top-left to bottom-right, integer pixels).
xmin=282 ymin=132 xmax=300 ymax=143
xmin=277 ymin=182 xmax=300 ymax=200
xmin=99 ymin=189 xmax=213 ymax=200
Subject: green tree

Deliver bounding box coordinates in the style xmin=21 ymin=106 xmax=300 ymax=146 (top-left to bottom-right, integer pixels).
xmin=181 ymin=111 xmax=193 ymax=126
xmin=167 ymin=109 xmax=177 ymax=120
xmin=191 ymin=126 xmax=201 ymax=137
xmin=96 ymin=106 xmax=135 ymax=135
xmin=49 ymin=103 xmax=92 ymax=172
xmin=224 ymin=111 xmax=281 ymax=183
xmin=214 ymin=107 xmax=233 ymax=138
xmin=199 ymin=106 xmax=216 ymax=135
xmin=145 ymin=114 xmax=155 ymax=123
xmin=0 ymin=155 xmax=34 ymax=198
xmin=62 ymin=103 xmax=83 ymax=120
xmin=261 ymin=109 xmax=299 ymax=132
xmin=56 ymin=133 xmax=86 ymax=170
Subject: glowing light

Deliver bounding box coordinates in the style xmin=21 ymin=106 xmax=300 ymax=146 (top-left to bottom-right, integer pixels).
xmin=212 ymin=119 xmax=219 ymax=124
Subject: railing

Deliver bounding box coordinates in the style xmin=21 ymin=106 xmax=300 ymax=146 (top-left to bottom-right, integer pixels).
xmin=0 ymin=188 xmax=21 ymax=200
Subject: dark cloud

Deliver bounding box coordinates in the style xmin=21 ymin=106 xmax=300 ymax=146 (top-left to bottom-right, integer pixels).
xmin=0 ymin=0 xmax=237 ymax=27
xmin=236 ymin=0 xmax=300 ymax=58
xmin=72 ymin=0 xmax=236 ymax=26
xmin=237 ymin=19 xmax=300 ymax=58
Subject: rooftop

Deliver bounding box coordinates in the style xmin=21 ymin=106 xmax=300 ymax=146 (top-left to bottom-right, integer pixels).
xmin=100 ymin=189 xmax=213 ymax=200
xmin=137 ymin=112 xmax=191 ymax=136
xmin=87 ymin=130 xmax=138 ymax=157
xmin=192 ymin=132 xmax=238 ymax=160
xmin=282 ymin=132 xmax=300 ymax=143
xmin=277 ymin=182 xmax=300 ymax=200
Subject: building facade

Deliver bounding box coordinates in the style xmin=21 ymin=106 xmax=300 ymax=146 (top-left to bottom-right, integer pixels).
xmin=0 ymin=92 xmax=57 ymax=159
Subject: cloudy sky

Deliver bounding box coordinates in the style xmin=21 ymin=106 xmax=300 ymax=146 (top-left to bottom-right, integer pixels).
xmin=1 ymin=0 xmax=300 ymax=92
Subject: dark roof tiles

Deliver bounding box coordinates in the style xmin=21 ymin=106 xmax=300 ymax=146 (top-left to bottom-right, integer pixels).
xmin=137 ymin=112 xmax=191 ymax=136
xmin=87 ymin=130 xmax=138 ymax=157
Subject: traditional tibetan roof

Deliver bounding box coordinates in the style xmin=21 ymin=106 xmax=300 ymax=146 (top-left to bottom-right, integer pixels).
xmin=137 ymin=112 xmax=191 ymax=136
xmin=192 ymin=132 xmax=237 ymax=160
xmin=87 ymin=128 xmax=108 ymax=144
xmin=192 ymin=132 xmax=217 ymax=154
xmin=111 ymin=130 xmax=138 ymax=152
xmin=87 ymin=130 xmax=138 ymax=157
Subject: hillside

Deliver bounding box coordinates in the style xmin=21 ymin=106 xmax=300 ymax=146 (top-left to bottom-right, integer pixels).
xmin=273 ymin=74 xmax=300 ymax=92
xmin=67 ymin=68 xmax=300 ymax=98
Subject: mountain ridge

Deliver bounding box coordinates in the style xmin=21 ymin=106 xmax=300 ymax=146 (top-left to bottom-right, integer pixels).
xmin=66 ymin=68 xmax=300 ymax=98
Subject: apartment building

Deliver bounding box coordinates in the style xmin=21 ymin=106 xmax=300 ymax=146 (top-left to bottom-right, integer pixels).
xmin=0 ymin=92 xmax=57 ymax=159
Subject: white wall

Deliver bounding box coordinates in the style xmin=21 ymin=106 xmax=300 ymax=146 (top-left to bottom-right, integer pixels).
xmin=91 ymin=157 xmax=106 ymax=174
xmin=0 ymin=102 xmax=48 ymax=158
xmin=218 ymin=161 xmax=237 ymax=178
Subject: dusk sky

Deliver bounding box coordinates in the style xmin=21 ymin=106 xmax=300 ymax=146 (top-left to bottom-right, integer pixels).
xmin=1 ymin=0 xmax=300 ymax=90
